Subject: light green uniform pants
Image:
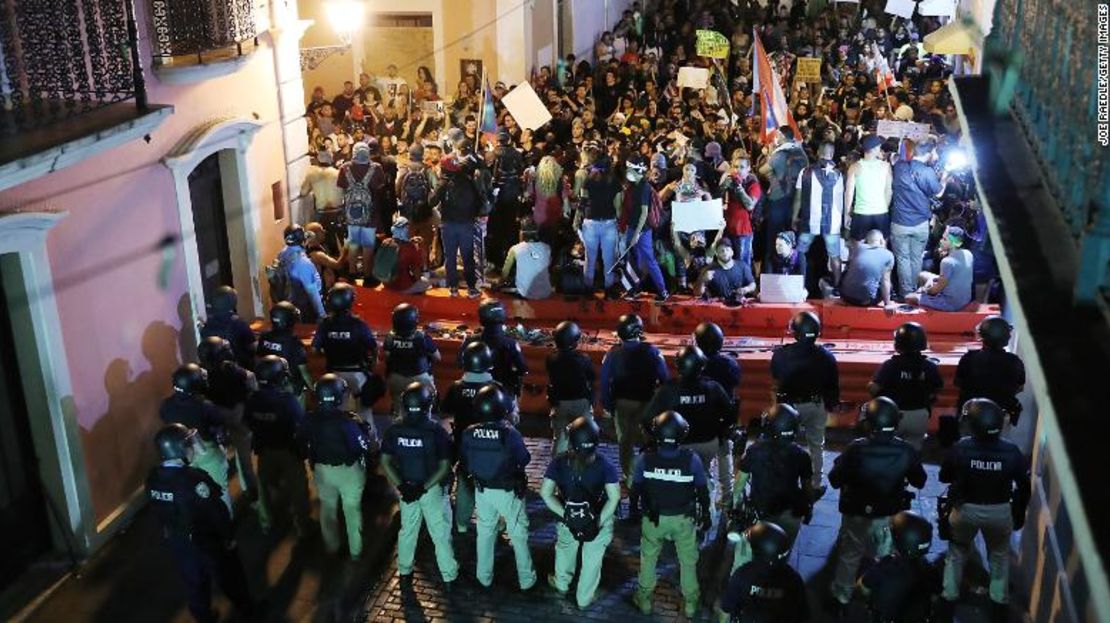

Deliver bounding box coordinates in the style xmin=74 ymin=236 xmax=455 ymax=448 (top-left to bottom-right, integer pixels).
xmin=256 ymin=447 xmax=310 ymax=532
xmin=388 ymin=372 xmax=434 ymax=419
xmin=551 ymin=399 xmax=593 ymax=456
xmin=614 ymin=399 xmax=648 ymax=487
xmin=897 ymin=408 xmax=930 ymax=452
xmin=454 ymin=473 xmax=475 ymax=532
xmin=794 ymin=400 xmax=828 ymax=487
xmin=552 ymin=518 xmax=614 ymax=608
xmin=475 ymin=487 xmax=536 ymax=589
xmin=637 ymin=514 xmax=701 ymax=607
xmin=193 ymin=440 xmax=231 ymax=509
xmin=398 ymin=485 xmax=459 ymax=581
xmin=731 ymin=509 xmax=803 ymax=572
xmin=334 ymin=371 xmax=376 ymax=435
xmin=314 ymin=462 xmax=367 ymax=557
xmin=831 ymin=514 xmax=893 ymax=604
xmin=943 ymin=502 xmax=1013 ymax=603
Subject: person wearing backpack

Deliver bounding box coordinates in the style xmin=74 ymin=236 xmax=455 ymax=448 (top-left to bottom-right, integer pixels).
xmin=758 ymin=127 xmax=809 ymax=266
xmin=338 ymin=141 xmax=387 ymax=280
xmin=620 ymin=155 xmax=669 ymax=301
xmin=396 ymin=143 xmax=434 ymax=225
xmin=378 ymin=217 xmax=431 ymax=294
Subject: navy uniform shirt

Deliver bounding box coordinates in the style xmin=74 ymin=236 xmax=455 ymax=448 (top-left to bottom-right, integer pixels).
xmin=633 ymin=446 xmax=707 ymax=516
xmin=257 ymin=329 xmax=308 ymax=390
xmin=704 ymin=352 xmax=741 ymax=399
xmin=721 ymin=560 xmax=809 ymax=623
xmin=381 ymin=419 xmax=452 ymax=484
xmin=201 ymin=312 xmax=256 ymax=369
xmin=872 ymin=353 xmax=944 ymax=411
xmin=243 ymin=386 xmax=305 ymax=454
xmin=544 ymin=453 xmax=619 ymax=504
xmin=545 ymin=349 xmax=596 ymax=402
xmin=770 ymin=341 xmax=840 ymax=406
xmin=159 ymin=393 xmax=231 ymax=444
xmin=205 ymin=361 xmax=253 ymax=409
xmin=440 ymin=376 xmax=489 ymax=449
xmin=460 ymin=421 xmax=530 ymax=485
xmin=145 ymin=462 xmax=232 ymax=544
xmin=599 ymin=340 xmax=669 ymax=411
xmin=460 ymin=327 xmax=528 ymax=393
xmin=829 ymin=435 xmax=927 ymax=516
xmin=297 ymin=407 xmax=372 ymax=466
xmin=954 ymin=348 xmax=1025 ymax=415
xmin=739 ymin=439 xmax=813 ymax=515
xmin=312 ymin=313 xmax=377 ymax=371
xmin=383 ymin=330 xmax=439 ymax=377
xmin=861 ymin=554 xmax=941 ymax=622
xmin=644 ymin=376 xmax=734 ymax=443
xmin=939 ymin=437 xmax=1029 ymax=505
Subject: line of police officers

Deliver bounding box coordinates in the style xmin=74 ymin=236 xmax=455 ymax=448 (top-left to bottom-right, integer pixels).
xmin=148 ymin=283 xmax=1030 ymax=622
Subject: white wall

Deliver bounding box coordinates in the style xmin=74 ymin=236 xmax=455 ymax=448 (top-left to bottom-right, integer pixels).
xmin=568 ymin=0 xmax=634 ymax=60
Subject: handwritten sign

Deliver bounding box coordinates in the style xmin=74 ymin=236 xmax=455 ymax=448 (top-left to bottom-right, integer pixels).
xmin=876 ymin=119 xmax=933 ymax=141
xmin=696 ymin=30 xmax=730 ymax=59
xmin=795 ymin=57 xmax=822 ymax=82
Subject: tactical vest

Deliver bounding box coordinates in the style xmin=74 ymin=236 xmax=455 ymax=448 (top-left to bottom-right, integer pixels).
xmin=949 ymin=438 xmax=1022 ymax=505
xmin=675 ymin=379 xmax=720 ymax=443
xmin=320 ymin=315 xmax=371 ymax=371
xmin=206 ymin=361 xmax=250 ymax=409
xmin=304 ymin=410 xmax=362 ymax=466
xmin=385 ymin=331 xmax=433 ymax=376
xmin=839 ymin=437 xmax=917 ymax=517
xmin=464 ymin=423 xmax=513 ymax=488
xmin=391 ymin=422 xmax=439 ymax=485
xmin=611 ymin=342 xmax=662 ymax=400
xmin=160 ymin=394 xmax=222 ymax=443
xmin=641 ymin=448 xmax=697 ymax=516
xmin=145 ymin=465 xmax=223 ymax=543
xmin=244 ymin=389 xmax=298 ymax=453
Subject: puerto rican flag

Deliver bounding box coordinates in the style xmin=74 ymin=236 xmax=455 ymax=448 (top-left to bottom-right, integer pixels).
xmin=752 ymin=29 xmax=800 ymax=145
xmin=875 ymin=55 xmax=896 ymax=94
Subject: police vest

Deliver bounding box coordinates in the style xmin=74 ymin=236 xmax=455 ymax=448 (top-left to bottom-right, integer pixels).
xmin=385 ymin=331 xmax=434 ymax=376
xmin=464 ymin=423 xmax=514 ymax=488
xmin=948 ymin=438 xmax=1023 ymax=505
xmin=205 ymin=361 xmax=250 ymax=409
xmin=474 ymin=330 xmax=524 ymax=393
xmin=244 ymin=389 xmax=299 ymax=453
xmin=304 ymin=410 xmax=364 ymax=466
xmin=446 ymin=380 xmax=485 ymax=446
xmin=390 ymin=422 xmax=439 ymax=485
xmin=611 ymin=342 xmax=662 ymax=400
xmin=883 ymin=354 xmax=935 ymax=411
xmin=258 ymin=330 xmax=305 ymax=380
xmin=675 ymin=379 xmax=721 ymax=443
xmin=641 ymin=448 xmax=697 ymax=516
xmin=145 ymin=465 xmax=225 ymax=543
xmin=160 ymin=394 xmax=222 ymax=443
xmin=320 ymin=315 xmax=371 ymax=370
xmin=838 ymin=437 xmax=917 ymax=517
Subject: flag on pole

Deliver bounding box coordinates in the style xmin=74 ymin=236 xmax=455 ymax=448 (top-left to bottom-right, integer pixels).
xmin=752 ymin=29 xmax=800 ymax=145
xmin=875 ymin=55 xmax=895 ymax=95
xmin=478 ymin=73 xmax=498 ymax=149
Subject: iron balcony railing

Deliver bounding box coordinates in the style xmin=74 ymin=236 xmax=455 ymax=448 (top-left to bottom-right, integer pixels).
xmin=150 ymin=0 xmax=258 ymax=64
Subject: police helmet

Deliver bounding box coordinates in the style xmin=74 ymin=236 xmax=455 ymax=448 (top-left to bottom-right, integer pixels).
xmin=400 ymin=381 xmax=436 ymax=422
xmin=977 ymin=315 xmax=1012 ymax=349
xmin=893 ymin=322 xmax=928 ymax=354
xmin=553 ymin=321 xmax=582 ymax=350
xmin=314 ymin=373 xmax=349 ymax=407
xmin=651 ymin=411 xmax=690 ymax=447
xmin=327 ymin=283 xmax=356 ymax=313
xmin=617 ymin=314 xmax=644 ymax=341
xmin=392 ymin=303 xmax=419 ymax=335
xmin=477 ymin=299 xmax=507 ymax=327
xmin=963 ymin=397 xmax=1005 ymax=439
xmin=676 ymin=345 xmax=707 ymax=379
xmin=197 ymin=336 xmax=234 ymax=366
xmin=172 ymin=363 xmax=209 ymax=396
xmin=763 ymin=403 xmax=800 ymax=440
xmin=255 ymin=355 xmax=290 ymax=387
xmin=863 ymin=396 xmax=902 ymax=434
xmin=210 ymin=286 xmax=238 ymax=315
xmin=745 ymin=521 xmax=791 ymax=563
xmin=269 ymin=301 xmax=301 ymax=330
xmin=891 ymin=511 xmax=933 ymax=558
xmin=284 ymin=224 xmax=307 ymax=246
xmin=694 ymin=322 xmax=725 ymax=355
xmin=566 ymin=416 xmax=600 ymax=455
xmin=155 ymin=423 xmax=197 ymax=462
xmin=474 ymin=383 xmax=509 ymax=423
xmin=462 ymin=341 xmax=494 ymax=373
xmin=789 ymin=311 xmax=821 ymax=344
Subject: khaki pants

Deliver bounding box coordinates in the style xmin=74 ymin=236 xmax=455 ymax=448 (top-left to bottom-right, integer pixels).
xmin=943 ymin=502 xmax=1013 ymax=603
xmin=334 ymin=370 xmax=376 ymax=435
xmin=898 ymin=408 xmax=930 ymax=452
xmin=475 ymin=487 xmax=536 ymax=589
xmin=256 ymin=448 xmax=310 ymax=533
xmin=637 ymin=514 xmax=701 ymax=607
xmin=314 ymin=462 xmax=367 ymax=557
xmin=387 ymin=371 xmax=434 ymax=420
xmin=550 ymin=398 xmax=593 ymax=455
xmin=716 ymin=439 xmax=734 ymax=506
xmin=731 ymin=509 xmax=802 ymax=572
xmin=552 ymin=518 xmax=614 ymax=608
xmin=398 ymin=485 xmax=459 ymax=581
xmin=794 ymin=400 xmax=829 ymax=487
xmin=831 ymin=514 xmax=893 ymax=604
xmin=614 ymin=398 xmax=649 ymax=487
xmin=192 ymin=440 xmax=232 ymax=511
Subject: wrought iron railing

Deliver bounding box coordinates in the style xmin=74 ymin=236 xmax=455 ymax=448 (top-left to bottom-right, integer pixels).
xmin=0 ymin=0 xmax=146 ymax=136
xmin=150 ymin=0 xmax=258 ymax=64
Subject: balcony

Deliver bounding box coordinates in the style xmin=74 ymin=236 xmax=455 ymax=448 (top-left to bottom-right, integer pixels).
xmin=149 ymin=0 xmax=260 ymax=84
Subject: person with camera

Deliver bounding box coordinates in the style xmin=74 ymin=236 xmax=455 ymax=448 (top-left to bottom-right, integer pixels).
xmin=891 ymin=137 xmax=949 ymax=299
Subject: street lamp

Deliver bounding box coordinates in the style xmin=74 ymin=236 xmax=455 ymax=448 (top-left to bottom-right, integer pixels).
xmin=300 ymin=0 xmax=366 ymax=71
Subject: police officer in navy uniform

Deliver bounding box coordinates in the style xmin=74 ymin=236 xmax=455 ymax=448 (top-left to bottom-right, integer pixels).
xmin=298 ymin=374 xmax=375 ymax=560
xmin=770 ymin=311 xmax=840 ymax=489
xmin=869 ymin=322 xmax=944 ymax=451
xmin=160 ymin=364 xmax=234 ymax=508
xmin=632 ymin=411 xmax=710 ymax=618
xmin=859 ymin=510 xmax=942 ymax=623
xmin=198 ymin=336 xmax=259 ymax=500
xmin=381 ymin=382 xmax=460 ymax=590
xmin=720 ymin=521 xmax=809 ymax=623
xmin=200 ymin=285 xmax=256 ymax=370
xmin=828 ymin=397 xmax=927 ymax=611
xmin=955 ymin=316 xmax=1026 ymax=428
xmin=459 ymin=298 xmax=528 ymax=398
xmin=696 ymin=321 xmax=742 ymax=507
xmin=383 ymin=303 xmax=441 ymax=419
xmin=146 ymin=424 xmax=257 ymax=623
xmin=546 ymin=321 xmax=597 ymax=455
xmin=460 ymin=383 xmax=537 ymax=591
xmin=312 ymin=283 xmax=378 ymax=432
xmin=441 ymin=341 xmax=497 ymax=533
xmin=243 ymin=355 xmax=310 ymax=536
xmin=939 ymin=398 xmax=1030 ymax=621
xmin=257 ymin=302 xmax=313 ymax=404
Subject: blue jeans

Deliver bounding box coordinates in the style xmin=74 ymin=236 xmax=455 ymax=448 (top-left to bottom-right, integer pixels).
xmin=725 ymin=233 xmax=753 ymax=272
xmin=346 ymin=225 xmax=376 ymax=249
xmin=627 ymin=228 xmax=667 ymax=295
xmin=764 ymin=196 xmax=792 ymax=263
xmin=582 ymin=219 xmax=618 ymax=288
xmin=890 ymin=221 xmax=930 ymax=298
xmin=441 ymin=220 xmax=476 ymax=289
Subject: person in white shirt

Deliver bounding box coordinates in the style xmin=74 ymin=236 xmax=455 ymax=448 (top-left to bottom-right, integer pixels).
xmin=501 ymin=218 xmax=553 ymax=300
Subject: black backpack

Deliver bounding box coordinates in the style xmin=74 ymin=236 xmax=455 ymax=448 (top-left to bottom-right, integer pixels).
xmin=400 ymin=169 xmax=432 ymax=221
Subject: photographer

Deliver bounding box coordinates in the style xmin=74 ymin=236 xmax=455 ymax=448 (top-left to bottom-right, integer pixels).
xmin=891 ymin=137 xmax=949 ymax=298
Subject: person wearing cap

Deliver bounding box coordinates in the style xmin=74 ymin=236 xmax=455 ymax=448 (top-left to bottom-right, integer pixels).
xmin=337 ymin=141 xmax=387 ymax=280
xmin=276 ymin=225 xmax=327 ymax=322
xmin=905 ymin=225 xmax=974 ymax=311
xmin=430 ymin=145 xmax=483 ymax=297
xmin=844 ymin=133 xmax=893 ymax=243
xmin=891 ymin=137 xmax=949 ymax=298
xmin=381 ymin=216 xmax=431 ymax=294
xmin=500 ymin=216 xmax=552 ymax=300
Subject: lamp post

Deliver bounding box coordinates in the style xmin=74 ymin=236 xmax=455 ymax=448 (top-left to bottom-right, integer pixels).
xmin=299 ymin=0 xmax=365 ymax=71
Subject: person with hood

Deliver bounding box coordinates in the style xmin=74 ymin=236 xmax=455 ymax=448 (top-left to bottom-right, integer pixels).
xmin=429 ymin=141 xmax=483 ymax=297
xmin=381 ymin=216 xmax=431 ymax=294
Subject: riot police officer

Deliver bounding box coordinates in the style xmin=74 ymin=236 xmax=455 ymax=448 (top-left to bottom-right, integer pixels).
xmin=632 ymin=411 xmax=710 ymax=618
xmin=312 ymin=283 xmax=378 ymax=431
xmin=770 ymin=311 xmax=840 ymax=489
xmin=730 ymin=404 xmax=816 ymax=573
xmin=298 ymin=374 xmax=375 ymax=559
xmin=160 ymin=364 xmax=234 ymax=507
xmin=696 ymin=321 xmax=742 ymax=509
xmin=546 ymin=320 xmax=597 ymax=455
xmin=243 ymin=355 xmax=309 ymax=536
xmin=200 ymin=285 xmax=256 ymax=370
xmin=257 ymin=302 xmax=313 ymax=403
xmin=460 ymin=384 xmax=537 ymax=591
xmin=381 ymin=382 xmax=459 ymax=589
xmin=939 ymin=398 xmax=1030 ymax=618
xmin=720 ymin=521 xmax=809 ymax=623
xmin=441 ymin=341 xmax=497 ymax=533
xmin=859 ymin=510 xmax=942 ymax=623
xmin=540 ymin=416 xmax=621 ymax=609
xmin=146 ymin=424 xmax=257 ymax=622
xmin=198 ymin=335 xmax=259 ymax=499
xmin=599 ymin=313 xmax=669 ymax=490
xmin=459 ymin=298 xmax=528 ymax=398
xmin=383 ymin=303 xmax=441 ymax=418
xmin=955 ymin=316 xmax=1026 ymax=427
xmin=869 ymin=322 xmax=944 ymax=451
xmin=828 ymin=397 xmax=927 ymax=610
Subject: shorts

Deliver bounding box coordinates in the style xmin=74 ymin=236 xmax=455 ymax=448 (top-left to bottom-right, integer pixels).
xmin=797 ymin=232 xmax=842 ymax=257
xmin=347 ymin=225 xmax=376 ymax=248
xmin=849 ymin=213 xmax=890 ymax=241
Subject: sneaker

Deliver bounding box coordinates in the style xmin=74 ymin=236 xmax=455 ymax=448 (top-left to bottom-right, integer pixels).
xmin=547 ymin=574 xmax=568 ymax=596
xmin=632 ymin=593 xmax=652 ymax=615
xmin=449 ymin=287 xmax=460 ymax=298
xmin=467 ymin=287 xmax=482 ymax=299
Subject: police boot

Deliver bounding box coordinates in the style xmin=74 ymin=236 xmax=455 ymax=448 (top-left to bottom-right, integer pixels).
xmin=632 ymin=592 xmax=653 ymax=615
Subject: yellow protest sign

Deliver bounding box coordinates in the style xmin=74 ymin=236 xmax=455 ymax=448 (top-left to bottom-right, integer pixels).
xmin=696 ymin=30 xmax=730 ymax=59
xmin=795 ymin=57 xmax=822 ymax=82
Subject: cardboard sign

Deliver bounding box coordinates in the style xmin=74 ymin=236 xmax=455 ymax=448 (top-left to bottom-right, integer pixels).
xmin=672 ymin=199 xmax=725 ymax=233
xmin=876 ymin=119 xmax=933 ymax=141
xmin=421 ymin=100 xmax=445 ymax=115
xmin=677 ymin=66 xmax=710 ymax=89
xmin=695 ymin=30 xmax=730 ymax=59
xmin=918 ymin=0 xmax=957 ymax=17
xmin=795 ymin=57 xmax=822 ymax=82
xmin=501 ymin=81 xmax=552 ymax=131
xmin=883 ymin=0 xmax=915 ymax=18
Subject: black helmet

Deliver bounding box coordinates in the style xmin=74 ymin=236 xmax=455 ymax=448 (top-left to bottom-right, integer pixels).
xmin=392 ymin=303 xmax=419 ymax=335
xmin=270 ymin=301 xmax=301 ymax=330
xmin=210 ymin=286 xmax=238 ymax=315
xmin=172 ymin=363 xmax=209 ymax=395
xmin=566 ymin=416 xmax=600 ymax=455
xmin=893 ymin=322 xmax=928 ymax=354
xmin=477 ymin=299 xmax=506 ymax=327
xmin=763 ymin=403 xmax=800 ymax=440
xmin=963 ymin=397 xmax=1005 ymax=439
xmin=891 ymin=511 xmax=933 ymax=558
xmin=617 ymin=314 xmax=644 ymax=341
xmin=977 ymin=315 xmax=1012 ymax=349
xmin=863 ymin=396 xmax=902 ymax=434
xmin=474 ymin=383 xmax=508 ymax=422
xmin=462 ymin=341 xmax=494 ymax=373
xmin=651 ymin=411 xmax=690 ymax=447
xmin=327 ymin=283 xmax=356 ymax=313
xmin=694 ymin=322 xmax=724 ymax=355
xmin=155 ymin=423 xmax=197 ymax=462
xmin=314 ymin=373 xmax=348 ymax=407
xmin=197 ymin=336 xmax=233 ymax=366
xmin=553 ymin=321 xmax=582 ymax=350
xmin=676 ymin=345 xmax=707 ymax=379
xmin=400 ymin=381 xmax=436 ymax=422
xmin=255 ymin=355 xmax=290 ymax=387
xmin=746 ymin=521 xmax=791 ymax=563
xmin=284 ymin=224 xmax=307 ymax=246
xmin=789 ymin=311 xmax=821 ymax=344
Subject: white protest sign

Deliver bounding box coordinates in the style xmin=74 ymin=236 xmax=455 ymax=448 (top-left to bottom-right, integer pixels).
xmin=501 ymin=81 xmax=552 ymax=131
xmin=677 ymin=66 xmax=710 ymax=90
xmin=876 ymin=120 xmax=933 ymax=141
xmin=918 ymin=0 xmax=957 ymax=16
xmin=883 ymin=0 xmax=915 ymax=18
xmin=672 ymin=199 xmax=725 ymax=233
